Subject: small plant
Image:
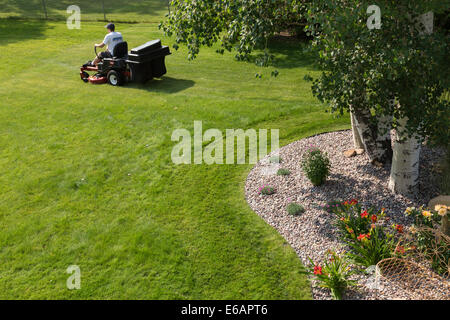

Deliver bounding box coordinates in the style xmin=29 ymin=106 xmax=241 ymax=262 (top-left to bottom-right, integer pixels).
xmin=258 ymin=185 xmax=276 ymax=195
xmin=323 ymin=199 xmax=345 ymax=213
xmin=300 ymin=146 xmax=330 ymax=186
xmin=332 ymin=200 xmax=375 ymax=240
xmin=269 ymin=155 xmax=281 ymax=163
xmin=306 ymin=251 xmax=356 ymax=300
xmin=404 ymin=206 xmax=443 ymax=228
xmin=331 ymin=201 xmax=395 ymax=267
xmin=287 ymin=203 xmax=305 ymax=216
xmin=405 ymin=206 xmax=450 ymax=275
xmin=345 ymin=226 xmax=396 ymax=267
xmin=277 ymin=168 xmax=291 ymax=176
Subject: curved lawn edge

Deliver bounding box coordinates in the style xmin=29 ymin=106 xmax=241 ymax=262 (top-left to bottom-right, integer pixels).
xmin=244 ymin=129 xmax=443 ymax=299
xmin=238 ymin=126 xmax=351 ymax=300
xmin=0 ymin=17 xmax=350 ymax=298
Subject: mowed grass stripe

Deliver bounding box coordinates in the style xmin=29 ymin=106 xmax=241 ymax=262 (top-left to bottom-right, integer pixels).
xmin=0 ymin=15 xmax=349 ymax=299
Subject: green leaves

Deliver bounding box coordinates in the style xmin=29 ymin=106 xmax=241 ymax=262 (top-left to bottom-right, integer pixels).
xmin=305 ymin=251 xmax=357 ymax=300
xmin=161 ymin=1 xmax=449 ymax=144
xmin=161 ymin=0 xmax=310 ymax=64
xmin=307 ymin=0 xmax=450 ymax=144
xmin=300 ymin=147 xmax=330 ymax=186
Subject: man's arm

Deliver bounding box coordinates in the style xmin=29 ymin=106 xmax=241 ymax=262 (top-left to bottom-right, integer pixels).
xmin=95 ymin=42 xmax=106 ymax=48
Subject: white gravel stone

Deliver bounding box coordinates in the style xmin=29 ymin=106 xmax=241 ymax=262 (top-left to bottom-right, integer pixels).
xmin=244 ymin=130 xmax=445 ymax=300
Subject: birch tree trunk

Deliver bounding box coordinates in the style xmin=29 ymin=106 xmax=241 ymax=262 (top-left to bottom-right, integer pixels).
xmin=350 ymin=111 xmax=364 ymax=149
xmin=388 ymin=12 xmax=433 ymax=196
xmin=388 ymin=118 xmax=421 ymax=195
xmin=352 ymin=108 xmax=392 ymax=164
xmin=376 ymin=114 xmax=393 ymax=160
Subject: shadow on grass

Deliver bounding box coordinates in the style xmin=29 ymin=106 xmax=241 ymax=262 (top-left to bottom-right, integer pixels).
xmin=0 ymin=19 xmax=49 ymax=46
xmin=129 ymin=76 xmax=195 ymax=94
xmin=244 ymin=38 xmax=318 ymax=71
xmin=271 ymin=45 xmax=318 ymax=70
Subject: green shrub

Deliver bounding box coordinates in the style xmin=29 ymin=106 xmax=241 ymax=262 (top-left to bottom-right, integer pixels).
xmin=333 ymin=203 xmax=377 ymax=242
xmin=305 ymin=251 xmax=357 ymax=300
xmin=332 ymin=201 xmax=395 ymax=267
xmin=345 ymin=226 xmax=395 ymax=267
xmin=287 ymin=203 xmax=305 ymax=216
xmin=300 ymin=146 xmax=330 ymax=186
xmin=277 ymin=168 xmax=291 ymax=176
xmin=258 ymin=185 xmax=276 ymax=195
xmin=323 ymin=199 xmax=344 ymax=213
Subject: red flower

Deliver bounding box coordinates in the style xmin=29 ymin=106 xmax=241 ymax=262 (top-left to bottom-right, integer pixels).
xmin=395 ymin=246 xmax=405 ymax=254
xmin=361 ymin=210 xmax=369 ymax=219
xmin=350 ymin=199 xmax=358 ymax=205
xmin=395 ymin=224 xmax=404 ymax=233
xmin=313 ymin=265 xmax=323 ymax=275
xmin=343 ymin=201 xmax=349 ymax=205
xmin=357 ymin=233 xmax=370 ymax=241
xmin=371 ymin=214 xmax=377 ymax=223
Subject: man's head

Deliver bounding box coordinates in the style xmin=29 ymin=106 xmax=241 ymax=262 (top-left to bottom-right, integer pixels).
xmin=105 ymin=23 xmax=115 ymax=33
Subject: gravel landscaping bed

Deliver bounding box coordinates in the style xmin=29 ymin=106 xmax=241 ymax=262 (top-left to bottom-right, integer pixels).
xmin=244 ymin=130 xmax=446 ymax=300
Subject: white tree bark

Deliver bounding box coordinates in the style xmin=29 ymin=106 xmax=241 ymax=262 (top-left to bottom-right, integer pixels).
xmin=350 ymin=111 xmax=365 ymax=149
xmin=388 ymin=118 xmax=421 ymax=195
xmin=352 ymin=108 xmax=392 ymax=164
xmin=388 ymin=12 xmax=433 ymax=196
xmin=375 ymin=113 xmax=392 ymax=164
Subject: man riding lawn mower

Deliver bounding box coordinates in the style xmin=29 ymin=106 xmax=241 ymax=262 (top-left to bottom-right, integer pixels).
xmin=80 ymin=23 xmax=171 ymax=86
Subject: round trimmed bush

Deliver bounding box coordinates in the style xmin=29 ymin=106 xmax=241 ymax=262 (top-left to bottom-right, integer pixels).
xmin=277 ymin=168 xmax=291 ymax=176
xmin=259 ymin=185 xmax=276 ymax=195
xmin=300 ymin=147 xmax=330 ymax=186
xmin=287 ymin=203 xmax=305 ymax=216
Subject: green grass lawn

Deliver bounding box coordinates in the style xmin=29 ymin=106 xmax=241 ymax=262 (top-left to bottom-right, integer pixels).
xmin=0 ymin=4 xmax=350 ymax=299
xmin=0 ymin=0 xmax=169 ymax=22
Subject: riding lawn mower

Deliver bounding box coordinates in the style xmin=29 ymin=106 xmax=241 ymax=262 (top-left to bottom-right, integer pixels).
xmin=80 ymin=39 xmax=171 ymax=86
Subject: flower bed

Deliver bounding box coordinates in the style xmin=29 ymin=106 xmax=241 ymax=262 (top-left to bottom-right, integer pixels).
xmin=245 ymin=130 xmax=447 ymax=300
xmin=306 ymin=201 xmax=449 ymax=299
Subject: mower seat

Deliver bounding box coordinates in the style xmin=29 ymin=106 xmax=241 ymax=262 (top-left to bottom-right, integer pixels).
xmin=112 ymin=41 xmax=128 ymax=59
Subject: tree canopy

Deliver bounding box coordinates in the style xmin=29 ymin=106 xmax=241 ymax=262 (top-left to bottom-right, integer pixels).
xmin=162 ymin=0 xmax=450 ymax=145
xmin=306 ymin=0 xmax=449 ymax=145
xmin=161 ymin=0 xmax=310 ymax=63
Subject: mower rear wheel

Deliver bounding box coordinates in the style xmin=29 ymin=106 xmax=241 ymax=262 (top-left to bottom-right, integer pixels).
xmin=107 ymin=70 xmax=124 ymax=86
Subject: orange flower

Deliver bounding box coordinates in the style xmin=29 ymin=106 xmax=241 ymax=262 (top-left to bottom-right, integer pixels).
xmin=314 ymin=265 xmax=323 ymax=275
xmin=371 ymin=214 xmax=377 ymax=223
xmin=357 ymin=233 xmax=370 ymax=241
xmin=395 ymin=246 xmax=405 ymax=254
xmin=395 ymin=224 xmax=404 ymax=233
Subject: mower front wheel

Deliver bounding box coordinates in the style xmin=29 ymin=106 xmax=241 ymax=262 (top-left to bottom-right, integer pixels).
xmin=80 ymin=71 xmax=89 ymax=83
xmin=107 ymin=70 xmax=124 ymax=86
